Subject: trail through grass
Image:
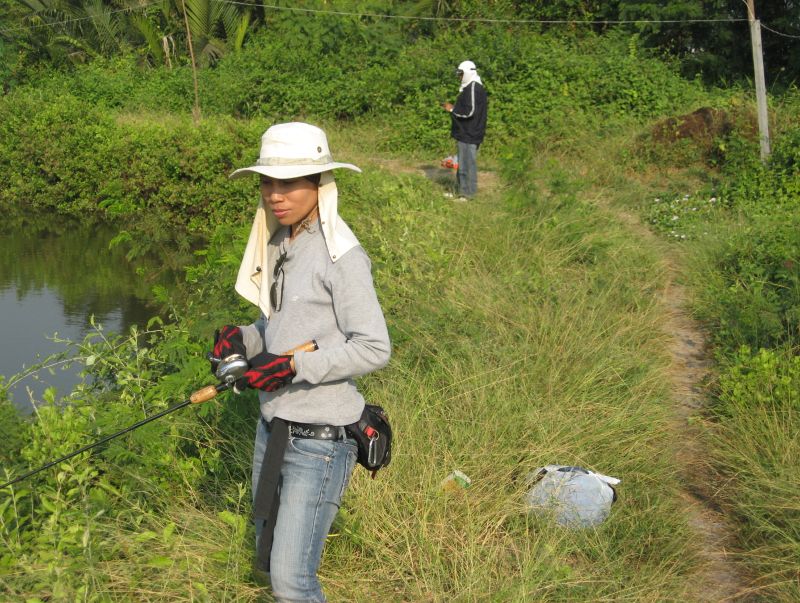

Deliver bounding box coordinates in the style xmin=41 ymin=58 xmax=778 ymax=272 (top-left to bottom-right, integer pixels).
xmin=0 ymin=120 xmax=759 ymax=602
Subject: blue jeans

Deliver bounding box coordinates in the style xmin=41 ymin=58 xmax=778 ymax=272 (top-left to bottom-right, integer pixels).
xmin=456 ymin=140 xmax=478 ymax=198
xmin=252 ymin=418 xmax=358 ymax=602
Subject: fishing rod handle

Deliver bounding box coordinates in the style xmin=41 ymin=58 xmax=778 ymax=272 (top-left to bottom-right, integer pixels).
xmin=286 ymin=340 xmax=318 ymax=354
xmin=190 ymin=385 xmax=220 ymax=404
xmin=190 ymin=341 xmax=316 ymax=404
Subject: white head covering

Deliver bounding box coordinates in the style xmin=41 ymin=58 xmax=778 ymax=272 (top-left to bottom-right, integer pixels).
xmin=231 ymin=123 xmax=361 ymax=318
xmin=230 ymin=122 xmax=360 ymax=180
xmin=457 ymin=60 xmax=483 ymax=91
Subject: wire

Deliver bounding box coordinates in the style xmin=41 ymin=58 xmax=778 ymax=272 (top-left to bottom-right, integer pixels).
xmin=0 ymin=1 xmax=161 ymax=35
xmin=0 ymin=0 xmax=764 ymax=38
xmin=245 ymin=2 xmax=748 ymax=25
xmin=760 ymin=22 xmax=800 ymax=40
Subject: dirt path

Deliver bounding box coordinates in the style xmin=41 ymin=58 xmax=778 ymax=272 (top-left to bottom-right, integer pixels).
xmin=662 ymin=268 xmax=750 ymax=603
xmin=610 ymin=207 xmax=749 ymax=602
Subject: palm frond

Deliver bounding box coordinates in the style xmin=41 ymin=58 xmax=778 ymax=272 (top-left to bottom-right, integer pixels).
xmin=216 ymin=1 xmax=240 ymax=42
xmin=180 ymin=0 xmax=211 ymax=45
xmin=15 ymin=0 xmax=53 ymax=13
xmin=197 ymin=35 xmax=224 ymax=65
xmin=52 ymin=32 xmax=100 ymax=59
xmin=129 ymin=13 xmax=164 ymax=62
xmin=231 ymin=10 xmax=250 ymax=53
xmin=81 ymin=0 xmax=124 ymax=53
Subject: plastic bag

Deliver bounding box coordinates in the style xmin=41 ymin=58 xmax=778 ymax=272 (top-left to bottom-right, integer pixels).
xmin=524 ymin=465 xmax=620 ymax=528
xmin=441 ymin=155 xmax=459 ymax=170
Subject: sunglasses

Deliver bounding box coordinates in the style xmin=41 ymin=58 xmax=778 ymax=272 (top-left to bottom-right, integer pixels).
xmin=270 ymin=248 xmax=288 ymax=311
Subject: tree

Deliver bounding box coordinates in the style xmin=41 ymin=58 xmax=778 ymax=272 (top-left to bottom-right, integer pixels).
xmin=4 ymin=0 xmax=255 ymax=67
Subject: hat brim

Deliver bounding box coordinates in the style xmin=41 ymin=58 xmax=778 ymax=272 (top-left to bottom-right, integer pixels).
xmin=229 ymin=162 xmax=361 ymax=180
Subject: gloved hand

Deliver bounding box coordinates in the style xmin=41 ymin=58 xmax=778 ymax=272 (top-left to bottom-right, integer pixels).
xmin=210 ymin=325 xmax=247 ymax=375
xmin=234 ymin=351 xmax=294 ymax=393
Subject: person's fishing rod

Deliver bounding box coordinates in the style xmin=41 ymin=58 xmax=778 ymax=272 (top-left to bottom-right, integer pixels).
xmin=0 ymin=340 xmax=317 ymax=490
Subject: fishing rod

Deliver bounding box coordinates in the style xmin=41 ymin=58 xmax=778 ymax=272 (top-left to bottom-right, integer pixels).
xmin=1 ymin=340 xmax=317 ymax=490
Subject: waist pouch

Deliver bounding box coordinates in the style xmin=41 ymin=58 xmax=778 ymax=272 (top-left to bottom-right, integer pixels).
xmin=345 ymin=404 xmax=392 ymax=478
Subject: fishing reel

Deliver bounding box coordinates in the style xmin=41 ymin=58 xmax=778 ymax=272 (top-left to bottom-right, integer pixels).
xmin=207 ymin=353 xmax=249 ymax=385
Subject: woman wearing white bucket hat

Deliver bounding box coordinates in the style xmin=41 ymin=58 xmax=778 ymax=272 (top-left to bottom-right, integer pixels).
xmin=211 ymin=122 xmax=391 ymax=601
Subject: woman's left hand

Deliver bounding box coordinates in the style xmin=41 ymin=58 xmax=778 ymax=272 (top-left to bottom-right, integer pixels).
xmin=234 ymin=352 xmax=295 ymax=393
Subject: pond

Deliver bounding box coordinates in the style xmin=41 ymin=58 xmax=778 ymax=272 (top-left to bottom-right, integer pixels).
xmin=0 ymin=219 xmax=173 ymax=413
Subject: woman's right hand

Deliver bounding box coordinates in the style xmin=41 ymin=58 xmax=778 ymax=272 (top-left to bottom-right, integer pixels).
xmin=234 ymin=351 xmax=295 ymax=393
xmin=209 ymin=325 xmax=247 ymax=375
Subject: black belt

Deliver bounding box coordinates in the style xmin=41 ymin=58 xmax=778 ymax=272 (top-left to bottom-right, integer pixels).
xmin=262 ymin=417 xmax=346 ymax=441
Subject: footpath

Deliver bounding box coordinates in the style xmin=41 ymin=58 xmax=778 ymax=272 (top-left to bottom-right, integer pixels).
xmin=608 ymin=203 xmax=749 ymax=602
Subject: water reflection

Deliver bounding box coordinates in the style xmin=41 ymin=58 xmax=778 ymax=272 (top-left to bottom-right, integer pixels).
xmin=0 ymin=218 xmax=168 ymax=411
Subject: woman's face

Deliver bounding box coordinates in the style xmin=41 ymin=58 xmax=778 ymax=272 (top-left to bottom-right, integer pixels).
xmin=260 ymin=176 xmax=319 ymax=228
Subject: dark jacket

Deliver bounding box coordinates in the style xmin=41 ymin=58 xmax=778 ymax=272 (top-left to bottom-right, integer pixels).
xmin=450 ymin=81 xmax=487 ymax=145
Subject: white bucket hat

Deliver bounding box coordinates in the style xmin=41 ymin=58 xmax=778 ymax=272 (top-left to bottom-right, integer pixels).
xmin=230 ymin=122 xmax=361 ymax=180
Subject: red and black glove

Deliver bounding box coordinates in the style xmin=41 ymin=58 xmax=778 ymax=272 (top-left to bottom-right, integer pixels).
xmin=234 ymin=351 xmax=294 ymax=393
xmin=210 ymin=325 xmax=247 ymax=375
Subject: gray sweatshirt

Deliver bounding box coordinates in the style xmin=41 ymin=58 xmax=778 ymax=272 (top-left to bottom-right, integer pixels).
xmin=240 ymin=221 xmax=390 ymax=425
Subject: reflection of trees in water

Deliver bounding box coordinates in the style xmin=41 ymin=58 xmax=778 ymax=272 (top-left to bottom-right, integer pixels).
xmin=0 ymin=218 xmax=170 ymax=330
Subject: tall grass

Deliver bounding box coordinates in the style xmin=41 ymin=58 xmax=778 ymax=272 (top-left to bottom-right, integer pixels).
xmin=1 ymin=120 xmax=712 ymax=600
xmin=324 ymin=173 xmax=693 ymax=601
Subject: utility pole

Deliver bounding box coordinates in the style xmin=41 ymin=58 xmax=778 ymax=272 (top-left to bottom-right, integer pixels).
xmin=747 ymin=0 xmax=771 ymax=161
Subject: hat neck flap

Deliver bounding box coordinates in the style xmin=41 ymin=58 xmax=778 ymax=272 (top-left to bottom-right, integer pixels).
xmin=234 ymin=171 xmax=360 ymax=318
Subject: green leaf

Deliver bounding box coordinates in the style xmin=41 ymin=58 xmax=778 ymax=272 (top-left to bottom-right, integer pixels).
xmin=39 ymin=497 xmax=57 ymax=513
xmin=135 ymin=530 xmax=159 ymax=542
xmin=146 ymin=555 xmax=173 ymax=568
xmin=162 ymin=521 xmax=176 ymax=544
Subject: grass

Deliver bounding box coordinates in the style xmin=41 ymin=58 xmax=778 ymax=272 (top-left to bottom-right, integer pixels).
xmin=4 ymin=113 xmax=789 ymax=601
xmin=318 ymin=122 xmax=710 ymax=601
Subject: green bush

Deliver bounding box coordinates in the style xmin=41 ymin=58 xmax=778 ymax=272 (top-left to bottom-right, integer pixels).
xmin=0 ymin=92 xmax=261 ymax=238
xmin=710 ymin=344 xmax=800 ymax=601
xmin=4 ymin=24 xmax=703 ymax=158
xmin=694 ymin=216 xmax=800 ymax=352
xmin=717 ymin=345 xmax=800 ymax=413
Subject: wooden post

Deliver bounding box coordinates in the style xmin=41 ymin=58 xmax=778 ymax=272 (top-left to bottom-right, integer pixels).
xmin=179 ymin=0 xmax=202 ymax=124
xmin=747 ymin=0 xmax=771 ymax=160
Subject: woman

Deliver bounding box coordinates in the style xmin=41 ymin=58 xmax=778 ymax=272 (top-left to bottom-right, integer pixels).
xmin=211 ymin=122 xmax=391 ymax=602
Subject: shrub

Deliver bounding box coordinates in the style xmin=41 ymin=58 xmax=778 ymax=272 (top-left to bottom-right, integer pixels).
xmin=0 ymin=92 xmax=261 ymax=238
xmin=717 ymin=345 xmax=800 ymax=413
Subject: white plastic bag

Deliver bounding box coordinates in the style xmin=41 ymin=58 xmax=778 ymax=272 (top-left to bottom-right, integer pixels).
xmin=524 ymin=465 xmax=620 ymax=527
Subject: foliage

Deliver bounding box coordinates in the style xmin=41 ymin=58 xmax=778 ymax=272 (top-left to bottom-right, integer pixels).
xmin=0 ymin=91 xmax=262 ymax=239
xmin=709 ymin=346 xmax=800 ymax=601
xmin=702 ymin=217 xmax=800 ymax=352
xmin=641 ymin=90 xmax=800 ymax=599
xmin=4 ymin=0 xmax=256 ymax=67
xmin=645 ymin=190 xmax=720 ymax=240
xmin=684 ymin=121 xmax=800 ymax=353
xmin=718 ymin=345 xmax=800 ymax=414
xmin=2 ymin=6 xmax=798 ymax=599
xmin=1 ymin=135 xmax=700 ymax=599
xmin=1 ymin=23 xmax=704 ymax=179
xmin=4 ymin=0 xmax=800 ymax=88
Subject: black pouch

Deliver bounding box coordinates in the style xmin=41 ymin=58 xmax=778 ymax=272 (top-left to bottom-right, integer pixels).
xmin=345 ymin=405 xmax=392 ymax=478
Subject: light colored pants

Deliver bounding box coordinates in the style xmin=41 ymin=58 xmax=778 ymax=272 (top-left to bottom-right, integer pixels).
xmin=253 ymin=418 xmax=357 ymax=602
xmin=457 ymin=140 xmax=479 ymax=198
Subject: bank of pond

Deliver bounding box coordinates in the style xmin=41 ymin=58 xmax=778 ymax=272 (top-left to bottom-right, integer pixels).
xmin=0 ymin=215 xmax=184 ymax=413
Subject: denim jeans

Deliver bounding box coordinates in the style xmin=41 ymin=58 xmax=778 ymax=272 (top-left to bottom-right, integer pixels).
xmin=252 ymin=418 xmax=358 ymax=602
xmin=456 ymin=140 xmax=479 ymax=198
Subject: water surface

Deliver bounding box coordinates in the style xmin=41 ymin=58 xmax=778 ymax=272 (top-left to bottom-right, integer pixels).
xmin=0 ymin=219 xmax=167 ymax=412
